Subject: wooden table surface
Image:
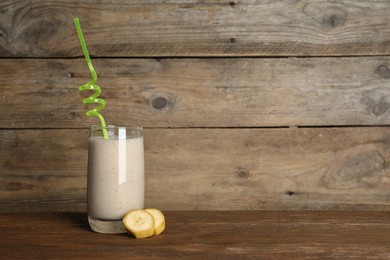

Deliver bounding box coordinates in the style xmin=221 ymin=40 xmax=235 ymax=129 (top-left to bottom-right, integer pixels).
xmin=0 ymin=211 xmax=389 ymax=259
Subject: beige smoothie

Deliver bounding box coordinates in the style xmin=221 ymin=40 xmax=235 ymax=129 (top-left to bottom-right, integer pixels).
xmin=87 ymin=135 xmax=144 ymax=221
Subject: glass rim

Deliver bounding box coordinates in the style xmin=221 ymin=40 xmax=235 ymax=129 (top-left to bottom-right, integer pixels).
xmin=89 ymin=125 xmax=143 ymax=139
xmin=90 ymin=125 xmax=143 ymax=131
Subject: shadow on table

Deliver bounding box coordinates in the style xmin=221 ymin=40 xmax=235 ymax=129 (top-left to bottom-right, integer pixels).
xmin=56 ymin=212 xmax=91 ymax=232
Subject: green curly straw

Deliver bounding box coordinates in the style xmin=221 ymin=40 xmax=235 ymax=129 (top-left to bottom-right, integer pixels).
xmin=74 ymin=17 xmax=108 ymax=139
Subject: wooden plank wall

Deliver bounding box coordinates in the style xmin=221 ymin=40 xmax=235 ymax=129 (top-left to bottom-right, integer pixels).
xmin=1 ymin=0 xmax=390 ymax=212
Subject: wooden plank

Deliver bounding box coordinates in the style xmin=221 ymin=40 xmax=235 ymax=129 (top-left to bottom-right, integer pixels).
xmin=1 ymin=127 xmax=389 ymax=212
xmin=0 ymin=129 xmax=89 ymax=212
xmin=1 ymin=0 xmax=390 ymax=57
xmin=1 ymin=211 xmax=390 ymax=259
xmin=2 ymin=57 xmax=390 ymax=128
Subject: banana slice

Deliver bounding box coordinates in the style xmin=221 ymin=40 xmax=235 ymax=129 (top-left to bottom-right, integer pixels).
xmin=145 ymin=208 xmax=166 ymax=235
xmin=122 ymin=209 xmax=155 ymax=239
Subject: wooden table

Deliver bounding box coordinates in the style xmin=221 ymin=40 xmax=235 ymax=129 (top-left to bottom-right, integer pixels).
xmin=0 ymin=211 xmax=389 ymax=259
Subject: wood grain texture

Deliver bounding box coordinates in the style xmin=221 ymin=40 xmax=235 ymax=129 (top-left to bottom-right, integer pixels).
xmin=1 ymin=127 xmax=389 ymax=212
xmin=1 ymin=0 xmax=390 ymax=57
xmin=2 ymin=57 xmax=390 ymax=128
xmin=0 ymin=129 xmax=88 ymax=213
xmin=1 ymin=211 xmax=389 ymax=259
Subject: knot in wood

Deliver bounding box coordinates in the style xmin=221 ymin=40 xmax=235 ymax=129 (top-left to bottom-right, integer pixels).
xmin=0 ymin=28 xmax=6 ymax=38
xmin=149 ymin=94 xmax=176 ymax=112
xmin=372 ymin=101 xmax=389 ymax=116
xmin=286 ymin=191 xmax=295 ymax=196
xmin=228 ymin=1 xmax=236 ymax=7
xmin=68 ymin=112 xmax=76 ymax=118
xmin=338 ymin=150 xmax=385 ymax=180
xmin=322 ymin=11 xmax=347 ymax=28
xmin=23 ymin=20 xmax=58 ymax=46
xmin=237 ymin=168 xmax=249 ymax=179
xmin=377 ymin=65 xmax=390 ymax=79
xmin=152 ymin=96 xmax=168 ymax=110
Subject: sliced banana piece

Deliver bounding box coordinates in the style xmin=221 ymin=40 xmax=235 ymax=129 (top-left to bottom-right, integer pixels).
xmin=145 ymin=208 xmax=166 ymax=235
xmin=122 ymin=209 xmax=155 ymax=239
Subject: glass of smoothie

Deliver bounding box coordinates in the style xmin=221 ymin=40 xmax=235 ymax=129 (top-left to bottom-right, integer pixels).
xmin=87 ymin=125 xmax=144 ymax=233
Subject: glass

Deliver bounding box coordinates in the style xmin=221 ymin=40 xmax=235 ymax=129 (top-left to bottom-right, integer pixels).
xmin=87 ymin=125 xmax=144 ymax=233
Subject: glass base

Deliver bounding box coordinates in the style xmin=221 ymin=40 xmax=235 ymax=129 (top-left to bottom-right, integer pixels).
xmin=88 ymin=216 xmax=127 ymax=234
